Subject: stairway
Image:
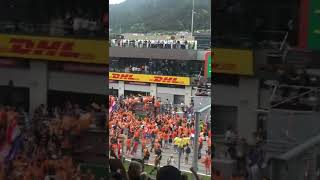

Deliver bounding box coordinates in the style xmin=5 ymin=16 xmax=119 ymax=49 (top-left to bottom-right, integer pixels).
xmin=263 ymin=140 xmax=297 ymax=161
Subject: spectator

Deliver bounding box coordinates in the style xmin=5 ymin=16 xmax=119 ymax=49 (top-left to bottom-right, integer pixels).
xmin=64 ymin=12 xmax=73 ymax=35
xmin=156 ymin=166 xmax=182 ymax=180
xmin=128 ymin=161 xmax=142 ymax=180
xmin=185 ymin=145 xmax=191 ymax=164
xmin=73 ymin=12 xmax=82 ymax=35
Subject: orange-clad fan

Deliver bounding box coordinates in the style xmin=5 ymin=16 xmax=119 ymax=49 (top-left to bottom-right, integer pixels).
xmin=109 ymin=95 xmax=211 ymax=177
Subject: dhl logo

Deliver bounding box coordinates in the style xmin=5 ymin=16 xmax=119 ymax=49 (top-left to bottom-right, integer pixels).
xmin=152 ymin=76 xmax=180 ymax=83
xmin=111 ymin=73 xmax=135 ymax=80
xmin=8 ymin=38 xmax=80 ymax=58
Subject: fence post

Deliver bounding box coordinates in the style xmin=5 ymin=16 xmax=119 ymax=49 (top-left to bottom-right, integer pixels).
xmin=192 ymin=112 xmax=200 ymax=179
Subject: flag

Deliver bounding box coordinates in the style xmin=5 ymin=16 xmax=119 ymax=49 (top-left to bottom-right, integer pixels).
xmin=6 ymin=120 xmax=20 ymax=144
xmin=5 ymin=135 xmax=23 ymax=163
xmin=109 ymin=97 xmax=116 ymax=114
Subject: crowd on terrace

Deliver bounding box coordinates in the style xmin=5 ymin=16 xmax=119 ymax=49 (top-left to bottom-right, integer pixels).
xmin=110 ymin=39 xmax=197 ymax=50
xmin=110 ymin=59 xmax=203 ymax=77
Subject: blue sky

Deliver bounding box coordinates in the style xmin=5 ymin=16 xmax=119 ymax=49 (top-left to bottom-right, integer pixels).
xmin=109 ymin=0 xmax=127 ymax=4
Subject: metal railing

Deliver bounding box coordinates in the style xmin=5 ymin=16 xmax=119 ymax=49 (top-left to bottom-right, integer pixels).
xmin=192 ymin=104 xmax=211 ymax=179
xmin=110 ymin=39 xmax=198 ymax=50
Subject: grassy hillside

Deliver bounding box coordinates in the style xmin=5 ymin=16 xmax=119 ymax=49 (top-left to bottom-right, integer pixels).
xmin=110 ymin=0 xmax=211 ymax=33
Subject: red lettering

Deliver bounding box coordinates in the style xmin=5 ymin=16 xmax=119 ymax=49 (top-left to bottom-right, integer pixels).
xmin=33 ymin=40 xmax=61 ymax=56
xmin=111 ymin=73 xmax=134 ymax=80
xmin=112 ymin=74 xmax=120 ymax=78
xmin=162 ymin=77 xmax=173 ymax=82
xmin=9 ymin=38 xmax=81 ymax=59
xmin=154 ymin=77 xmax=162 ymax=82
xmin=59 ymin=42 xmax=80 ymax=58
xmin=9 ymin=38 xmax=34 ymax=54
xmin=119 ymin=74 xmax=134 ymax=80
xmin=153 ymin=76 xmax=179 ymax=83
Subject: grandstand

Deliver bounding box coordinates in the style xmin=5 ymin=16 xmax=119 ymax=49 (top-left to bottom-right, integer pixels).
xmin=0 ymin=0 xmax=108 ymax=178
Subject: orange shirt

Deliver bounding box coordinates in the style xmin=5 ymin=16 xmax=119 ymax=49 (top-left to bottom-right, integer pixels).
xmin=141 ymin=139 xmax=147 ymax=148
xmin=163 ymin=133 xmax=169 ymax=141
xmin=126 ymin=139 xmax=131 ymax=147
xmin=134 ymin=131 xmax=139 ymax=138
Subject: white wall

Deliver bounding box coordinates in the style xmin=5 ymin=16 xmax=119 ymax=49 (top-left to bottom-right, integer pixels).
xmin=213 ymin=85 xmax=239 ymax=106
xmin=48 ymin=72 xmax=107 ymax=95
xmin=0 ymin=65 xmax=107 ymax=112
xmin=29 ymin=62 xmax=48 ymax=113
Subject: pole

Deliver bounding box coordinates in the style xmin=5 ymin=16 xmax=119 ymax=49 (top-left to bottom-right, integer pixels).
xmin=192 ymin=112 xmax=200 ymax=180
xmin=121 ymin=136 xmax=125 ymax=163
xmin=178 ymin=148 xmax=181 ymax=169
xmin=191 ymin=0 xmax=195 ymax=34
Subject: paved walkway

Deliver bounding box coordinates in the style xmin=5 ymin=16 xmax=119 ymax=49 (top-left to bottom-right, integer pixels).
xmin=123 ymin=141 xmax=211 ymax=175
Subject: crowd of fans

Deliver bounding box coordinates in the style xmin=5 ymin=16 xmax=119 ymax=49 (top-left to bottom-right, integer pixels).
xmin=211 ymin=126 xmax=269 ymax=180
xmin=110 ymin=39 xmax=196 ymax=50
xmin=49 ymin=9 xmax=107 ymax=37
xmin=108 ymin=95 xmax=211 ymax=179
xmin=110 ymin=158 xmax=203 ymax=180
xmin=0 ymin=102 xmax=106 ymax=179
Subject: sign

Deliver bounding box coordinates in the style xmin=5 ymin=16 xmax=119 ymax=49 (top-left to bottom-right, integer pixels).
xmin=213 ymin=48 xmax=253 ymax=75
xmin=0 ymin=34 xmax=108 ymax=64
xmin=109 ymin=72 xmax=190 ymax=86
xmin=307 ymin=0 xmax=320 ymax=50
xmin=204 ymin=51 xmax=211 ymax=78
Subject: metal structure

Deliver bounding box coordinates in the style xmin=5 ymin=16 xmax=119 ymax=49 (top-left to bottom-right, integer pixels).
xmin=191 ymin=0 xmax=195 ymax=34
xmin=192 ymin=104 xmax=211 ymax=180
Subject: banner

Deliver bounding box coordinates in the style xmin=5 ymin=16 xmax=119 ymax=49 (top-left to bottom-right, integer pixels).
xmin=307 ymin=0 xmax=320 ymax=50
xmin=0 ymin=34 xmax=108 ymax=64
xmin=109 ymin=72 xmax=190 ymax=86
xmin=213 ymin=48 xmax=253 ymax=75
xmin=204 ymin=51 xmax=211 ymax=78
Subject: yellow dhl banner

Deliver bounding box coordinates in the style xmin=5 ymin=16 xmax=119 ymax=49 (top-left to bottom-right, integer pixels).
xmin=213 ymin=48 xmax=253 ymax=75
xmin=0 ymin=34 xmax=108 ymax=64
xmin=109 ymin=72 xmax=190 ymax=86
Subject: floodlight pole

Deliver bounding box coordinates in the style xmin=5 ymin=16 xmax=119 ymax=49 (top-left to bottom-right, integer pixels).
xmin=191 ymin=0 xmax=195 ymax=34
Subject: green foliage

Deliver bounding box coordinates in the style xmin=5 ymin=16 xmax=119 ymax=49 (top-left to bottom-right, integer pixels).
xmin=110 ymin=0 xmax=211 ymax=33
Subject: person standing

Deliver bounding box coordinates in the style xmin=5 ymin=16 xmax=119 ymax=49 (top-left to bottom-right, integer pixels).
xmin=202 ymin=153 xmax=211 ymax=175
xmin=150 ymin=147 xmax=162 ymax=174
xmin=185 ymin=145 xmax=191 ymax=164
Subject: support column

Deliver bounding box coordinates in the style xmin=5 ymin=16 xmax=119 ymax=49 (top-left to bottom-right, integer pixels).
xmin=150 ymin=83 xmax=157 ymax=97
xmin=29 ymin=61 xmax=48 ymax=114
xmin=184 ymin=86 xmax=192 ymax=106
xmin=118 ymin=81 xmax=125 ymax=97
xmin=237 ymin=77 xmax=259 ymax=145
